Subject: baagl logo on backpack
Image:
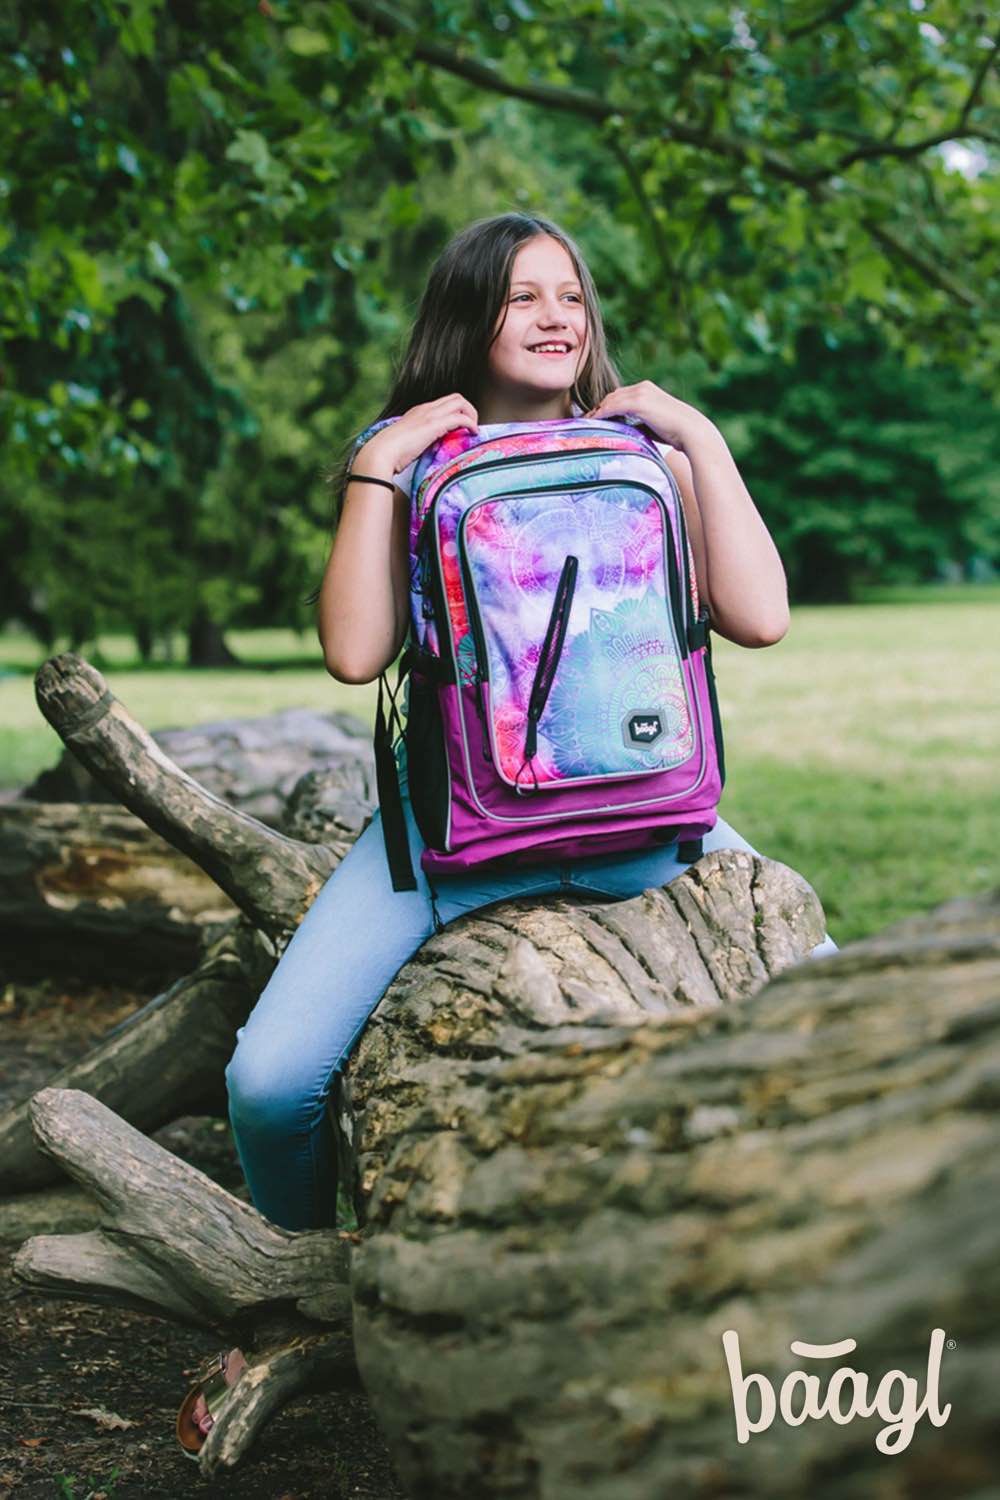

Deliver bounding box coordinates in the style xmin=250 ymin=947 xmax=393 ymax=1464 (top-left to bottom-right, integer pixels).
xmin=625 ymin=711 xmax=664 ymax=747
xmin=356 ymin=412 xmax=727 ymax=891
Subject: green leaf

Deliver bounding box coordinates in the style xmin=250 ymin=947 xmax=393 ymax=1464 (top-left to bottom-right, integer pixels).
xmin=285 ymin=27 xmax=331 ymax=56
xmin=845 ymin=253 xmax=889 ymax=303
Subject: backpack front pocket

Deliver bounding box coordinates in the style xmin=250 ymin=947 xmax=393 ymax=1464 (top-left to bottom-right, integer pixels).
xmin=457 ymin=484 xmax=695 ymax=792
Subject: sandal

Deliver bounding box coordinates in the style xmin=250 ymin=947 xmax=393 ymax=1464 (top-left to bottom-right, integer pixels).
xmin=175 ymin=1347 xmax=248 ymax=1459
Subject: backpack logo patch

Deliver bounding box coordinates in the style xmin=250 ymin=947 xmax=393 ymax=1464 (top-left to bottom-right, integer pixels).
xmin=624 ymin=710 xmax=663 ymax=748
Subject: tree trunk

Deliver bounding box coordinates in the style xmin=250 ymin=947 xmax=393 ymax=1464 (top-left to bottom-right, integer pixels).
xmin=187 ymin=609 xmax=239 ymax=667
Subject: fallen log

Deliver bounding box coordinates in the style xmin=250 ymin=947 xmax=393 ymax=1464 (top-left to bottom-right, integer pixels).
xmin=12 ymin=888 xmax=999 ymax=1492
xmin=12 ymin=835 xmax=825 ymax=1475
xmin=346 ymin=887 xmax=1000 ymax=1498
xmin=0 ymin=918 xmax=265 ymax=1195
xmin=0 ymin=655 xmax=378 ymax=1193
xmin=22 ymin=705 xmax=374 ymax=829
xmin=30 ymin=653 xmax=337 ymax=940
xmin=0 ymin=800 xmax=237 ymax=981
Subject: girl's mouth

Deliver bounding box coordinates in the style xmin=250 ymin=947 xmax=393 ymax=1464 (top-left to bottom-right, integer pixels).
xmin=528 ymin=344 xmax=573 ymax=358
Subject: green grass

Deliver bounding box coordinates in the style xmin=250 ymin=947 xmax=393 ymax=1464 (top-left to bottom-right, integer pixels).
xmin=1 ymin=595 xmax=995 ymax=946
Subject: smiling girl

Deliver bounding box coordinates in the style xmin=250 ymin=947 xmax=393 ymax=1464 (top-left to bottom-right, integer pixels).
xmin=224 ymin=212 xmax=838 ymax=1238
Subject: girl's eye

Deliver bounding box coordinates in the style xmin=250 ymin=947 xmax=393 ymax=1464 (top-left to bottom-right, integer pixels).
xmin=510 ymin=293 xmax=583 ymax=303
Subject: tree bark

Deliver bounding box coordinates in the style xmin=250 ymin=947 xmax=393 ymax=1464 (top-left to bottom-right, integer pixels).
xmin=344 ymin=886 xmax=1000 ymax=1499
xmin=22 ymin=705 xmax=374 ymax=832
xmin=0 ymin=800 xmax=236 ymax=980
xmin=31 ymin=653 xmax=336 ymax=940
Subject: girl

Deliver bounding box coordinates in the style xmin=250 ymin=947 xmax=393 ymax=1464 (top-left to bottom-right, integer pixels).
xmin=226 ymin=212 xmax=838 ymax=1237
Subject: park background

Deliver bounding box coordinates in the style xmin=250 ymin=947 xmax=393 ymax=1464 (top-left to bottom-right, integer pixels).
xmin=7 ymin=0 xmax=1000 ymax=948
xmin=1 ymin=4 xmax=998 ymax=1496
xmin=2 ymin=1 xmax=998 ymax=946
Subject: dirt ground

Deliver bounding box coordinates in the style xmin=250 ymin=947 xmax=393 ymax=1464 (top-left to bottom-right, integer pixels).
xmin=0 ymin=972 xmax=407 ymax=1500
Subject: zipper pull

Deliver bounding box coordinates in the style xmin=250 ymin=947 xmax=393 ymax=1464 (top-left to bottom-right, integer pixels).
xmin=474 ymin=674 xmax=493 ymax=763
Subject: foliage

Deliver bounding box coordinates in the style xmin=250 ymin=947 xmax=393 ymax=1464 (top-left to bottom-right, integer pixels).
xmin=1 ymin=0 xmax=997 ymax=648
xmin=708 ymin=326 xmax=1000 ymax=599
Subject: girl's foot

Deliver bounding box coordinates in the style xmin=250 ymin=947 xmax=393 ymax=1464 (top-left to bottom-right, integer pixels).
xmin=175 ymin=1347 xmax=248 ymax=1458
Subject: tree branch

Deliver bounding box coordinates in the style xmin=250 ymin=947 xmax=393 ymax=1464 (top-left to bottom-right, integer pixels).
xmin=345 ymin=0 xmax=986 ymax=310
xmin=784 ymin=0 xmax=862 ymax=43
xmin=833 ymin=25 xmax=999 ymax=172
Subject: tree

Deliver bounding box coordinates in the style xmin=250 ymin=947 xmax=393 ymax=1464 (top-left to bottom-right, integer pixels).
xmin=3 ymin=1 xmax=997 ymax=645
xmin=707 ymin=325 xmax=1000 ymax=600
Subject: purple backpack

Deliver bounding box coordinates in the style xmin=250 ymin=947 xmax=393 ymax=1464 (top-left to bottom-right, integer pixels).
xmin=360 ymin=413 xmax=726 ymax=891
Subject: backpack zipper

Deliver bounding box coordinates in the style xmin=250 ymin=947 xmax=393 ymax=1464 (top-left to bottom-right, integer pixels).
xmin=518 ymin=554 xmax=579 ymax=791
xmin=524 ymin=554 xmax=578 ymax=758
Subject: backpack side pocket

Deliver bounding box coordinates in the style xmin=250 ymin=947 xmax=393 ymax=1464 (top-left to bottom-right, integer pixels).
xmin=405 ymin=671 xmax=450 ymax=851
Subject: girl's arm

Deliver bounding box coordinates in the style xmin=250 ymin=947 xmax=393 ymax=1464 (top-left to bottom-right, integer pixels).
xmin=317 ymin=439 xmax=410 ymax=684
xmin=665 ymin=426 xmax=790 ymax=648
xmin=318 ymin=393 xmax=481 ymax=682
xmin=585 ymin=383 xmax=790 ymax=649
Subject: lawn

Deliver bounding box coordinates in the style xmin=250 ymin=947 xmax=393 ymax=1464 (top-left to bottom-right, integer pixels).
xmin=1 ymin=593 xmax=994 ymax=946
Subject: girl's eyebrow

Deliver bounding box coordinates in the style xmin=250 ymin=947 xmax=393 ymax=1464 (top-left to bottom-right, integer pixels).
xmin=510 ymin=279 xmax=582 ymax=289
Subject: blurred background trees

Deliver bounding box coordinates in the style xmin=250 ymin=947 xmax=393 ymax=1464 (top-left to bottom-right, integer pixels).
xmin=2 ymin=0 xmax=997 ymax=660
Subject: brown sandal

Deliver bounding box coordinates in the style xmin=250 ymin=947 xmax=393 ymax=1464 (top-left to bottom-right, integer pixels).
xmin=175 ymin=1347 xmax=248 ymax=1459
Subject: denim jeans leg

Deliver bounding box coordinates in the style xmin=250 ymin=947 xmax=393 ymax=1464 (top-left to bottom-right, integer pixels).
xmin=225 ymin=795 xmax=438 ymax=1232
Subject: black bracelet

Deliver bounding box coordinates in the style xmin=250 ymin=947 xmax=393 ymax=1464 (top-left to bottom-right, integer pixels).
xmin=345 ymin=471 xmax=397 ymax=494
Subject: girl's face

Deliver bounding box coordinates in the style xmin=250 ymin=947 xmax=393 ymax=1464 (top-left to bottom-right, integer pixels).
xmin=483 ymin=235 xmax=590 ymax=416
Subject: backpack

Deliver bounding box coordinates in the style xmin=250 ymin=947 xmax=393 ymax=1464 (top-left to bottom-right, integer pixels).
xmin=355 ymin=413 xmax=726 ymax=891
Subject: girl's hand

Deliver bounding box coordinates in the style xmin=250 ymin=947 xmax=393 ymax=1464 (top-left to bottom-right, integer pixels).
xmin=360 ymin=393 xmax=479 ymax=475
xmin=584 ymin=381 xmax=712 ymax=455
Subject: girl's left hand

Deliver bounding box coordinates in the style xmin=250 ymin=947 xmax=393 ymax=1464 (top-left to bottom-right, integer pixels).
xmin=584 ymin=380 xmax=713 ymax=454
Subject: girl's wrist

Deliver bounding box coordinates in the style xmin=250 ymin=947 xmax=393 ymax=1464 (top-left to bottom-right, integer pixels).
xmin=673 ymin=414 xmax=724 ymax=459
xmin=353 ymin=436 xmax=399 ymax=477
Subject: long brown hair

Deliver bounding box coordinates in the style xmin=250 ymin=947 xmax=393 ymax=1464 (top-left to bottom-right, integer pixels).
xmin=308 ymin=213 xmax=622 ymax=603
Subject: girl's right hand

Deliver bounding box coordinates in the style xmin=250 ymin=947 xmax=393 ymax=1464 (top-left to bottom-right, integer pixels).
xmin=358 ymin=393 xmax=479 ymax=476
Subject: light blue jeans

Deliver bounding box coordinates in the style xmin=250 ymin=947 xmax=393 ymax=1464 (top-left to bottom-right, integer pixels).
xmin=226 ymin=748 xmax=838 ymax=1230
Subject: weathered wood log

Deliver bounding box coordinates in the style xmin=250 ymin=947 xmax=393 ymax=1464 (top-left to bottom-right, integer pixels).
xmin=0 ymin=919 xmax=267 ymax=1194
xmin=2 ymin=659 xmax=378 ymax=1195
xmin=13 ymin=1085 xmax=360 ymax=1468
xmin=0 ymin=1183 xmax=100 ymax=1244
xmin=13 ymin=888 xmax=999 ymax=1491
xmin=344 ymin=885 xmax=1000 ymax=1497
xmin=12 ymin=840 xmax=826 ymax=1476
xmin=22 ymin=704 xmax=374 ymax=829
xmin=31 ymin=653 xmax=337 ymax=939
xmin=0 ymin=800 xmax=237 ymax=979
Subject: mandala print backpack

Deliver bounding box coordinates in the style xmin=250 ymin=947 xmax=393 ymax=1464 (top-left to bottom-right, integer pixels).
xmin=354 ymin=412 xmax=727 ymax=891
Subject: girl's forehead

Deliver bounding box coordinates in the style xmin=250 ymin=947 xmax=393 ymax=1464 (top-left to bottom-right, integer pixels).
xmin=509 ymin=236 xmax=579 ymax=283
